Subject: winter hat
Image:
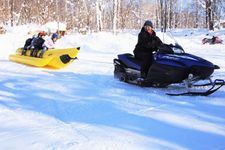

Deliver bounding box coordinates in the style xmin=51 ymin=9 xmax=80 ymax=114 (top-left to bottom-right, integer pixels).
xmin=38 ymin=31 xmax=46 ymax=37
xmin=51 ymin=33 xmax=58 ymax=39
xmin=144 ymin=20 xmax=153 ymax=28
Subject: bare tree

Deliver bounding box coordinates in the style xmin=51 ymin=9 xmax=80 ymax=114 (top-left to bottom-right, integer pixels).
xmin=0 ymin=0 xmax=224 ymax=31
xmin=159 ymin=0 xmax=167 ymax=32
xmin=113 ymin=0 xmax=118 ymax=33
xmin=10 ymin=0 xmax=14 ymax=26
xmin=198 ymin=0 xmax=219 ymax=30
xmin=96 ymin=0 xmax=103 ymax=31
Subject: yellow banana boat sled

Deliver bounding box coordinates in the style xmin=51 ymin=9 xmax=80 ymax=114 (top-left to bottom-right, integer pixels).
xmin=9 ymin=47 xmax=80 ymax=69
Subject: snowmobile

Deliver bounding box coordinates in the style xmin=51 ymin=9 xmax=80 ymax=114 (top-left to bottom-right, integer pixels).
xmin=113 ymin=43 xmax=224 ymax=96
xmin=202 ymin=36 xmax=223 ymax=44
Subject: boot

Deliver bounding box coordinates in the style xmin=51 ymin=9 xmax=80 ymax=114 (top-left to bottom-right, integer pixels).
xmin=21 ymin=49 xmax=26 ymax=55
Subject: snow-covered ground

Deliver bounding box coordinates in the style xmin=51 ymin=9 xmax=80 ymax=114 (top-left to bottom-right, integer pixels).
xmin=0 ymin=25 xmax=225 ymax=150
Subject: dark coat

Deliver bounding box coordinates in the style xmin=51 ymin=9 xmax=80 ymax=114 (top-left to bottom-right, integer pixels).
xmin=23 ymin=38 xmax=33 ymax=50
xmin=133 ymin=27 xmax=162 ymax=55
xmin=24 ymin=36 xmax=45 ymax=50
xmin=32 ymin=37 xmax=45 ymax=50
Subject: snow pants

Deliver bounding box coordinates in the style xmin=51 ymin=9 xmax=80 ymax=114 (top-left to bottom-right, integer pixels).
xmin=134 ymin=52 xmax=153 ymax=78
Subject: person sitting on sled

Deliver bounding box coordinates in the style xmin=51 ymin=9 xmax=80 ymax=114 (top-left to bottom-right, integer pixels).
xmin=133 ymin=20 xmax=162 ymax=79
xmin=22 ymin=31 xmax=46 ymax=56
xmin=30 ymin=31 xmax=46 ymax=57
xmin=38 ymin=33 xmax=58 ymax=58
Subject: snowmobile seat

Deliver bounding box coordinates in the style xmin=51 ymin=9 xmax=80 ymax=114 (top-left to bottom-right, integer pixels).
xmin=118 ymin=53 xmax=141 ymax=70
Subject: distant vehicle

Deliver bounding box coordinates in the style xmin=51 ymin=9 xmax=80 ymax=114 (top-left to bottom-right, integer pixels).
xmin=202 ymin=36 xmax=223 ymax=44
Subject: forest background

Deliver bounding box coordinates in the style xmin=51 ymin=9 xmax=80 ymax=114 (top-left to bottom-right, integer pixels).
xmin=0 ymin=0 xmax=224 ymax=33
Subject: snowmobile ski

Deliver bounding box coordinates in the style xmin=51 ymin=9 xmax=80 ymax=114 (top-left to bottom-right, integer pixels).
xmin=167 ymin=79 xmax=225 ymax=96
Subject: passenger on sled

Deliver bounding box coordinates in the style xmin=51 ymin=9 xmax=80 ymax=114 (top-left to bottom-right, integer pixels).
xmin=21 ymin=31 xmax=46 ymax=56
xmin=21 ymin=32 xmax=58 ymax=58
xmin=39 ymin=33 xmax=58 ymax=58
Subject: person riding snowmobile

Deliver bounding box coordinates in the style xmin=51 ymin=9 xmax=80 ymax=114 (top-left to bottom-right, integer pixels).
xmin=133 ymin=20 xmax=162 ymax=79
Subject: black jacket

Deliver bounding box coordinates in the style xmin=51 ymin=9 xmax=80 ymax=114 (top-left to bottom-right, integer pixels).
xmin=133 ymin=27 xmax=162 ymax=55
xmin=32 ymin=37 xmax=45 ymax=50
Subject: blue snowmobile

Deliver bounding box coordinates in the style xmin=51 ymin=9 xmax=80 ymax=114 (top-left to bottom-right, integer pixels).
xmin=113 ymin=43 xmax=224 ymax=96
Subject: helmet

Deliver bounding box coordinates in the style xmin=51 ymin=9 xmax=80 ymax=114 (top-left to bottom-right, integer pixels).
xmin=38 ymin=31 xmax=46 ymax=37
xmin=144 ymin=20 xmax=153 ymax=28
xmin=51 ymin=33 xmax=58 ymax=39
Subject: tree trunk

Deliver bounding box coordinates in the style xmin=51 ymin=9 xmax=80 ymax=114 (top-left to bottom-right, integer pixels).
xmin=163 ymin=0 xmax=167 ymax=32
xmin=96 ymin=0 xmax=103 ymax=32
xmin=194 ymin=0 xmax=199 ymax=28
xmin=113 ymin=0 xmax=118 ymax=34
xmin=169 ymin=0 xmax=173 ymax=29
xmin=206 ymin=0 xmax=214 ymax=30
xmin=160 ymin=0 xmax=163 ymax=32
xmin=10 ymin=0 xmax=14 ymax=27
xmin=155 ymin=0 xmax=159 ymax=28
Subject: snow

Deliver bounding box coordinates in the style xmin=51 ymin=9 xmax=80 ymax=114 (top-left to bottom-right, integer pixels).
xmin=42 ymin=21 xmax=67 ymax=32
xmin=0 ymin=25 xmax=225 ymax=150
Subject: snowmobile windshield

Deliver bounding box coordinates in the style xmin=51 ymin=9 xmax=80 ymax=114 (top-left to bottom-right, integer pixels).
xmin=158 ymin=43 xmax=184 ymax=54
xmin=171 ymin=43 xmax=185 ymax=53
xmin=156 ymin=32 xmax=184 ymax=54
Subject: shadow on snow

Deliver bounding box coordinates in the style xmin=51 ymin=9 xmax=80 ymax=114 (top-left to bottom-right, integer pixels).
xmin=0 ymin=70 xmax=225 ymax=149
